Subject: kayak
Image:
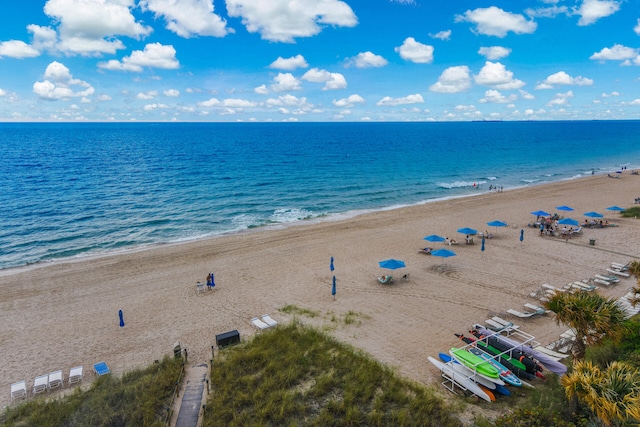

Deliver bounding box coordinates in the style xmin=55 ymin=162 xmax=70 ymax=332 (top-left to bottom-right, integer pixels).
xmin=439 ymin=353 xmax=510 ymax=396
xmin=467 ymin=347 xmax=522 ymax=387
xmin=450 ymin=348 xmax=503 ymax=383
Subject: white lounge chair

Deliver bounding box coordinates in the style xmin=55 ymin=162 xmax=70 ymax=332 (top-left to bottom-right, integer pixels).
xmin=606 ymin=268 xmax=630 ymax=277
xmin=33 ymin=374 xmax=48 ymax=394
xmin=533 ymin=345 xmax=570 ymax=360
xmin=524 ymin=303 xmax=548 ymax=314
xmin=484 ymin=318 xmax=506 ymax=331
xmin=48 ymin=370 xmax=63 ymax=390
xmin=261 ymin=314 xmax=278 ymax=327
xmin=10 ymin=380 xmax=27 ymax=401
xmin=507 ymin=308 xmax=541 ymax=318
xmin=596 ymin=274 xmax=619 ymax=283
xmin=492 ymin=316 xmax=519 ymax=330
xmin=251 ymin=317 xmax=270 ymax=330
xmin=68 ymin=366 xmax=83 ymax=385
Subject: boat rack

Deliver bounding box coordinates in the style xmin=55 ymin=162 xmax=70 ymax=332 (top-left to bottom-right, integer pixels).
xmin=468 ymin=325 xmax=540 ymax=360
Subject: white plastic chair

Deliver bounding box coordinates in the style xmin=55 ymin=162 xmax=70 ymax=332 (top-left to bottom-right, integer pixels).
xmin=33 ymin=374 xmax=48 ymax=394
xmin=251 ymin=317 xmax=270 ymax=331
xmin=10 ymin=381 xmax=27 ymax=401
xmin=261 ymin=314 xmax=278 ymax=327
xmin=68 ymin=366 xmax=83 ymax=385
xmin=48 ymin=370 xmax=63 ymax=390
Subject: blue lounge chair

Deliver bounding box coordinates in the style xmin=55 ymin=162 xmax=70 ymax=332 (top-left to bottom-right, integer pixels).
xmin=94 ymin=361 xmax=110 ymax=376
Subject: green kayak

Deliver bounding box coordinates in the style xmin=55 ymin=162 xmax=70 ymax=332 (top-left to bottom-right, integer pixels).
xmin=450 ymin=348 xmax=500 ymax=379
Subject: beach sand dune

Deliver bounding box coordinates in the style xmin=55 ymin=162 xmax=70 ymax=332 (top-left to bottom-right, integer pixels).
xmin=1 ymin=175 xmax=639 ymax=407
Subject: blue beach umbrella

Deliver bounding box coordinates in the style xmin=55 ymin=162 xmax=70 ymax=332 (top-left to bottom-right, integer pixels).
xmin=531 ymin=210 xmax=550 ymax=217
xmin=520 ymin=229 xmax=524 ymax=242
xmin=457 ymin=227 xmax=478 ymax=235
xmin=119 ymin=309 xmax=125 ymax=328
xmin=486 ymin=220 xmax=507 ymax=228
xmin=330 ymin=256 xmax=334 ymax=271
xmin=584 ymin=211 xmax=604 ymax=218
xmin=424 ymin=234 xmax=446 ymax=242
xmin=556 ymin=205 xmax=574 ymax=212
xmin=606 ymin=206 xmax=624 ymax=212
xmin=558 ymin=218 xmax=579 ymax=226
xmin=431 ymin=248 xmax=456 ymax=264
xmin=332 ymin=275 xmax=336 ymax=299
xmin=378 ymin=259 xmax=406 ymax=270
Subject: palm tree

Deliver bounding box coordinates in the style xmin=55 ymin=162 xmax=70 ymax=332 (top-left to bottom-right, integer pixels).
xmin=544 ymin=291 xmax=628 ymax=360
xmin=627 ymin=260 xmax=640 ymax=308
xmin=562 ymin=360 xmax=640 ymax=426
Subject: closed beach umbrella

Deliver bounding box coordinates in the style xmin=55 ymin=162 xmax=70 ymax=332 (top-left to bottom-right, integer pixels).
xmin=584 ymin=211 xmax=604 ymax=218
xmin=457 ymin=227 xmax=478 ymax=235
xmin=424 ymin=234 xmax=446 ymax=242
xmin=530 ymin=210 xmax=550 ymax=217
xmin=332 ymin=275 xmax=336 ymax=300
xmin=556 ymin=205 xmax=574 ymax=212
xmin=378 ymin=259 xmax=406 ymax=270
xmin=330 ymin=256 xmax=334 ymax=271
xmin=558 ymin=218 xmax=579 ymax=226
xmin=520 ymin=229 xmax=524 ymax=242
xmin=119 ymin=309 xmax=125 ymax=328
xmin=481 ymin=237 xmax=485 ymax=252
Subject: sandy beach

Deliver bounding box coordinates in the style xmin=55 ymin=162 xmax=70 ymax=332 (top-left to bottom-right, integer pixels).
xmin=2 ymin=174 xmax=639 ymax=408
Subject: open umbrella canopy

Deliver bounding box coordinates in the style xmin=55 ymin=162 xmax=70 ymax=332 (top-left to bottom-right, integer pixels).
xmin=556 ymin=205 xmax=574 ymax=211
xmin=431 ymin=248 xmax=456 ymax=258
xmin=457 ymin=227 xmax=478 ymax=235
xmin=558 ymin=218 xmax=579 ymax=226
xmin=606 ymin=206 xmax=625 ymax=212
xmin=424 ymin=234 xmax=446 ymax=242
xmin=584 ymin=211 xmax=604 ymax=218
xmin=486 ymin=220 xmax=507 ymax=227
xmin=531 ymin=210 xmax=551 ymax=217
xmin=378 ymin=259 xmax=406 ymax=270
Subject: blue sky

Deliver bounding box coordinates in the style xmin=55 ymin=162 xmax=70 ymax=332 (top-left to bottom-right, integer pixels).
xmin=1 ymin=0 xmax=640 ymax=122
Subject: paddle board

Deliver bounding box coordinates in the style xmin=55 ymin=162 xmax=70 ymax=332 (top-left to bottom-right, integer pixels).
xmin=438 ymin=353 xmax=496 ymax=390
xmin=428 ymin=356 xmax=493 ymax=402
xmin=467 ymin=347 xmax=522 ymax=387
xmin=450 ymin=348 xmax=504 ymax=385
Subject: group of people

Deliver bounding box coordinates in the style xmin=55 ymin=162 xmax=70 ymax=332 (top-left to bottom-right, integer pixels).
xmin=583 ymin=219 xmax=609 ymax=228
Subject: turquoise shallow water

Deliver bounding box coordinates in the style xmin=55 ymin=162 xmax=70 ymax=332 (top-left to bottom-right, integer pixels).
xmin=1 ymin=121 xmax=638 ymax=269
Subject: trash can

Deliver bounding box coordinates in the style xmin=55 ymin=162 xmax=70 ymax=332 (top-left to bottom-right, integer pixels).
xmin=589 ymin=238 xmax=596 ymax=246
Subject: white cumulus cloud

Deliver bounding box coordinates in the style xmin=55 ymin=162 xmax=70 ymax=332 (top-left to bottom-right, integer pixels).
xmin=269 ymin=54 xmax=308 ymax=70
xmin=270 ymin=73 xmax=302 ymax=92
xmin=0 ymin=40 xmax=40 ymax=59
xmin=478 ymin=46 xmax=511 ymax=60
xmin=43 ymin=0 xmax=152 ymax=55
xmin=226 ymin=0 xmax=357 ymax=43
xmin=98 ymin=43 xmax=180 ymax=72
xmin=395 ymin=37 xmax=434 ymax=63
xmin=348 ymin=51 xmax=388 ymax=68
xmin=332 ymin=94 xmax=365 ymax=107
xmin=301 ymin=68 xmax=347 ymax=90
xmin=429 ymin=66 xmax=472 ymax=93
xmin=539 ymin=71 xmax=593 ymax=87
xmin=455 ymin=6 xmax=537 ymax=38
xmin=574 ymin=0 xmax=620 ymax=26
xmin=376 ymin=94 xmax=424 ymax=106
xmin=33 ymin=61 xmax=95 ymax=100
xmin=139 ymin=0 xmax=231 ymax=38
xmin=590 ymin=44 xmax=638 ymax=61
xmin=474 ymin=61 xmax=525 ymax=89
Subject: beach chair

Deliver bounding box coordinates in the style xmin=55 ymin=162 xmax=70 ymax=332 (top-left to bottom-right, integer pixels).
xmin=606 ymin=268 xmax=630 ymax=277
xmin=10 ymin=381 xmax=27 ymax=401
xmin=33 ymin=374 xmax=48 ymax=394
xmin=533 ymin=345 xmax=570 ymax=360
xmin=507 ymin=308 xmax=541 ymax=318
xmin=491 ymin=316 xmax=519 ymax=330
xmin=48 ymin=370 xmax=63 ymax=390
xmin=94 ymin=361 xmax=110 ymax=376
xmin=68 ymin=366 xmax=83 ymax=385
xmin=377 ymin=275 xmax=393 ymax=284
xmin=196 ymin=281 xmax=206 ymax=294
xmin=484 ymin=318 xmax=505 ymax=331
xmin=261 ymin=314 xmax=278 ymax=327
xmin=596 ymin=274 xmax=619 ymax=283
xmin=251 ymin=317 xmax=270 ymax=331
xmin=523 ymin=303 xmax=548 ymax=314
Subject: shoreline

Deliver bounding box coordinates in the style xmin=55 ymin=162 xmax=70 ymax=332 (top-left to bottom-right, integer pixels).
xmin=1 ymin=173 xmax=639 ymax=408
xmin=1 ymin=170 xmax=627 ymax=274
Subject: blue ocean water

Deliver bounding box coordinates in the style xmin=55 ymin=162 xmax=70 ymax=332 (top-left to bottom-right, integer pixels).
xmin=1 ymin=121 xmax=639 ymax=270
